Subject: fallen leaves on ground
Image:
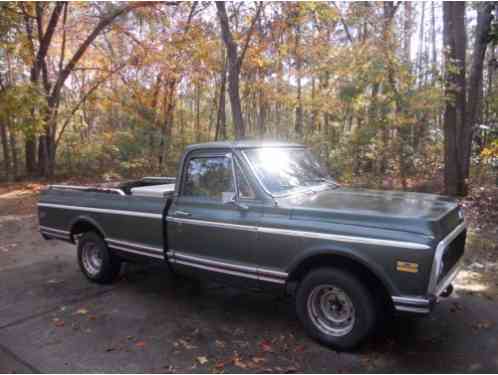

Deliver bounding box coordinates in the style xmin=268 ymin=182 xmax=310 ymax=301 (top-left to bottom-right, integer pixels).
xmin=472 ymin=320 xmax=494 ymax=331
xmin=174 ymin=338 xmax=197 ymax=350
xmin=215 ymin=339 xmax=225 ymax=348
xmin=233 ymin=355 xmax=247 ymax=369
xmin=197 ymin=356 xmax=208 ymax=365
xmin=135 ymin=340 xmax=146 ymax=348
xmin=259 ymin=339 xmax=273 ymax=352
xmin=52 ymin=318 xmax=64 ymax=327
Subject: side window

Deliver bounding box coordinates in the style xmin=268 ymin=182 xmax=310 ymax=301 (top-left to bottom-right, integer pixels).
xmin=182 ymin=156 xmax=235 ymax=201
xmin=234 ymin=161 xmax=256 ymax=199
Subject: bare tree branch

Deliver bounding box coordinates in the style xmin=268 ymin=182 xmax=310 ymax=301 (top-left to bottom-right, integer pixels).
xmin=238 ymin=2 xmax=263 ymax=66
xmin=332 ymin=3 xmax=353 ymax=43
xmin=55 ymin=63 xmax=127 ymax=147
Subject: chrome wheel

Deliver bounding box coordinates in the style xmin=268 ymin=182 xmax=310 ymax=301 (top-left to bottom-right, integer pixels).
xmin=307 ymin=284 xmax=356 ymax=337
xmin=81 ymin=241 xmax=103 ymax=276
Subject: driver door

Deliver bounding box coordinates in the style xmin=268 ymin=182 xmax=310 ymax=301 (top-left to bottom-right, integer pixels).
xmin=168 ymin=152 xmax=260 ymax=288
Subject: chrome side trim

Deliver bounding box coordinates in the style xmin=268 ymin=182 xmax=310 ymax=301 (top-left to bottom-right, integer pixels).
xmin=172 ymin=258 xmax=260 ymax=281
xmin=106 ymin=238 xmax=163 ymax=253
xmin=258 ymin=275 xmax=287 ymax=284
xmin=257 ymin=226 xmax=431 ymax=250
xmin=391 ymin=296 xmax=430 ymax=306
xmin=174 ymin=251 xmax=259 ymax=273
xmin=394 ymin=305 xmax=430 ymax=314
xmin=38 ymin=203 xmax=162 ymax=219
xmin=167 ymin=216 xmax=258 ymax=232
xmin=167 ymin=216 xmax=430 ymax=250
xmin=108 ymin=244 xmax=164 ymax=260
xmin=49 ymin=185 xmax=125 ymax=196
xmin=40 ymin=230 xmax=71 ymax=241
xmin=39 ymin=225 xmax=70 ymax=235
xmin=428 ymin=222 xmax=466 ymax=294
xmin=169 ymin=250 xmax=287 ymax=284
xmin=257 ymin=267 xmax=288 ymax=279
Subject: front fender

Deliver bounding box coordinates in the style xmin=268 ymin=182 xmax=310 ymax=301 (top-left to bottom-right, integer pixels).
xmin=286 ymin=243 xmax=398 ymax=296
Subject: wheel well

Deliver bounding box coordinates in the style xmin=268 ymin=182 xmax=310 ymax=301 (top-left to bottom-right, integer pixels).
xmin=70 ymin=220 xmax=103 ymax=243
xmin=288 ymin=254 xmax=392 ymax=308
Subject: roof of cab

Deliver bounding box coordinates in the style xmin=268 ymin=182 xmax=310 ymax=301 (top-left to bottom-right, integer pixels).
xmin=185 ymin=140 xmax=304 ymax=151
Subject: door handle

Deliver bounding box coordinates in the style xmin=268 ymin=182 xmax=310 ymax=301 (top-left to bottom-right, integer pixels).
xmin=174 ymin=210 xmax=191 ymax=217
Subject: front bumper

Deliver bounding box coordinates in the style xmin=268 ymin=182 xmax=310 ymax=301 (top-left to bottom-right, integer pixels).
xmin=392 ymin=261 xmax=462 ymax=314
xmin=391 ymin=222 xmax=466 ymax=314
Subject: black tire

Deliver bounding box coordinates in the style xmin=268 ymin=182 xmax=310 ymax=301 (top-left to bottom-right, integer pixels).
xmin=296 ymin=267 xmax=376 ymax=350
xmin=77 ymin=231 xmax=121 ymax=284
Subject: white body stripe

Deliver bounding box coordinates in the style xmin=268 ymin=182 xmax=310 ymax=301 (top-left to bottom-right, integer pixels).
xmin=38 ymin=203 xmax=162 ymax=219
xmin=38 ymin=203 xmax=430 ymax=250
xmin=167 ymin=216 xmax=430 ymax=250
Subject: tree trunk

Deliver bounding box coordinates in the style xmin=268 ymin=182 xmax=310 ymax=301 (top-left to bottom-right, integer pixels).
xmin=310 ymin=77 xmax=318 ymax=135
xmin=431 ymin=2 xmax=437 ymax=76
xmin=464 ymin=3 xmax=495 ymax=180
xmin=0 ymin=122 xmax=11 ymax=181
xmin=216 ymin=2 xmax=261 ymax=139
xmin=195 ymin=81 xmax=201 ymax=142
xmin=257 ymin=88 xmax=266 ymax=138
xmin=485 ymin=47 xmax=496 ymax=125
xmin=416 ymin=2 xmax=425 ymax=85
xmin=9 ymin=127 xmax=18 ymax=179
xmin=442 ymin=2 xmax=466 ymax=196
xmin=25 ymin=139 xmax=36 ymax=175
xmin=216 ymin=2 xmax=245 ymax=139
xmin=294 ymin=19 xmax=304 ymax=137
xmin=403 ymin=2 xmax=412 ymax=63
xmin=215 ymin=51 xmax=228 ymax=140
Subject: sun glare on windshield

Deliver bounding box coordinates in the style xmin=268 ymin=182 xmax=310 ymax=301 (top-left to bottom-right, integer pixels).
xmin=243 ymin=148 xmax=334 ymax=196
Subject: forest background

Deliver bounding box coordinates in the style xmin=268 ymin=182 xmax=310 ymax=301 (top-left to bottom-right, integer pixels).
xmin=0 ymin=2 xmax=497 ymax=200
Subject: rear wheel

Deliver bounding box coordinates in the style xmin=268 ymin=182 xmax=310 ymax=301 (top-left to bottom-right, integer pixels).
xmin=296 ymin=268 xmax=376 ymax=350
xmin=77 ymin=232 xmax=121 ymax=284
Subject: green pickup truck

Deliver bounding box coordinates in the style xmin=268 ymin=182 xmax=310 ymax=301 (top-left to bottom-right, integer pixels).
xmin=38 ymin=141 xmax=466 ymax=349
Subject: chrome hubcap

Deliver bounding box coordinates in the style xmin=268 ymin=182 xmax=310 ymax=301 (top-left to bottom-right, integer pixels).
xmin=81 ymin=241 xmax=103 ymax=276
xmin=307 ymin=284 xmax=355 ymax=337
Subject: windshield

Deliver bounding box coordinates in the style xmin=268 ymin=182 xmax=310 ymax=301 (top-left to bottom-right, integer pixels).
xmin=243 ymin=147 xmax=335 ymax=196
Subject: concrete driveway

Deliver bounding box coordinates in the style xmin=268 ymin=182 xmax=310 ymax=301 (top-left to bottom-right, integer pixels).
xmin=1 ymin=215 xmax=498 ymax=373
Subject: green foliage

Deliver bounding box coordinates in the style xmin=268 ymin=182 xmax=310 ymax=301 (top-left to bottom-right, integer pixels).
xmin=0 ymin=84 xmax=47 ymax=139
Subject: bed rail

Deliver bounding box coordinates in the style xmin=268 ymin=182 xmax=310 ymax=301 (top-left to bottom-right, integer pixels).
xmin=48 ymin=185 xmax=125 ymax=196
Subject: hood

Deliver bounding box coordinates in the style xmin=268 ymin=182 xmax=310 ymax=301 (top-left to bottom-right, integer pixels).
xmin=275 ymin=187 xmax=461 ymax=238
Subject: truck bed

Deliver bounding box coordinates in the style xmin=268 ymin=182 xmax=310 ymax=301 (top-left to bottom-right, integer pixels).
xmin=37 ymin=177 xmax=175 ymax=260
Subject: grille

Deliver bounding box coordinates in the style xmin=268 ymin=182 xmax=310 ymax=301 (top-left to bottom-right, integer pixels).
xmin=438 ymin=229 xmax=466 ymax=283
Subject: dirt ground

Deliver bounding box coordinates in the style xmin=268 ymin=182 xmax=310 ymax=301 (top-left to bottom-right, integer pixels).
xmin=1 ymin=184 xmax=498 ymax=373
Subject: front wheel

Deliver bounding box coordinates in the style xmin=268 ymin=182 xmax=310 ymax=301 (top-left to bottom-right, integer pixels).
xmin=77 ymin=231 xmax=121 ymax=284
xmin=296 ymin=268 xmax=376 ymax=350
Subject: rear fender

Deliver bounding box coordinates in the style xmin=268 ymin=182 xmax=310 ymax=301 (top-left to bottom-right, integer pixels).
xmin=69 ymin=215 xmax=107 ymax=243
